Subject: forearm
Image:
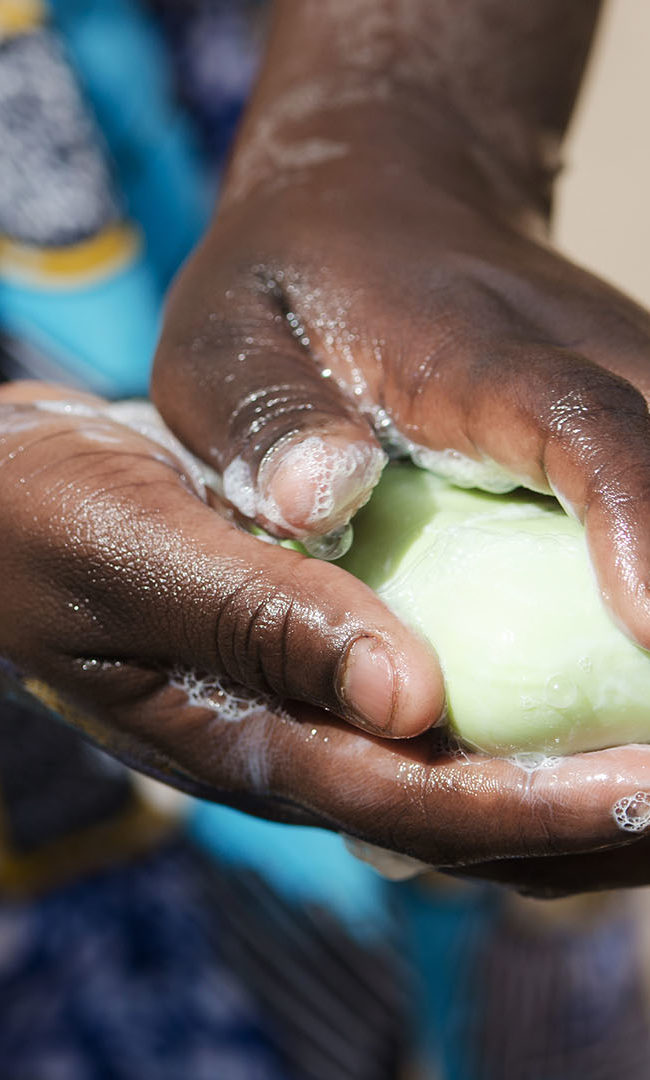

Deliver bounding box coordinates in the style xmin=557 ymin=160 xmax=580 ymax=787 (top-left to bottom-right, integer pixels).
xmin=225 ymin=0 xmax=603 ymax=225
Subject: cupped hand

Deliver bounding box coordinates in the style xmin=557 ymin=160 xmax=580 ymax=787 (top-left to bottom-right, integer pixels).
xmin=4 ymin=387 xmax=650 ymax=893
xmin=0 ymin=385 xmax=443 ymax=750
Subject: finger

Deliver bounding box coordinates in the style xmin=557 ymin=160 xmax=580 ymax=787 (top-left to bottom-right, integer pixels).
xmin=449 ymin=839 xmax=650 ymax=897
xmin=0 ymin=408 xmax=443 ymax=739
xmin=153 ymin=247 xmax=384 ymax=540
xmin=61 ymin=468 xmax=444 ymax=738
xmin=390 ymin=340 xmax=650 ymax=650
xmin=467 ymin=242 xmax=650 ymax=404
xmin=74 ymin=669 xmax=650 ymax=871
xmin=264 ymin=725 xmax=650 ymax=867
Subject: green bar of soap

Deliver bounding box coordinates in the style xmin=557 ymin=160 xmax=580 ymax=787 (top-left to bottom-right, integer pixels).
xmin=339 ymin=462 xmax=650 ymax=756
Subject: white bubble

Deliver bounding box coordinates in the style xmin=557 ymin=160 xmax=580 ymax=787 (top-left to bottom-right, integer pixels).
xmin=612 ymin=791 xmax=650 ymax=833
xmin=168 ymin=666 xmax=282 ymax=724
xmin=544 ymin=674 xmax=578 ymax=710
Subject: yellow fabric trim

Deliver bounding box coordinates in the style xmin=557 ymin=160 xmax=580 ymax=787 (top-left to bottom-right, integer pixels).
xmin=0 ymin=792 xmax=176 ymax=899
xmin=0 ymin=678 xmax=176 ymax=897
xmin=0 ymin=0 xmax=47 ymax=37
xmin=23 ymin=679 xmax=109 ymax=741
xmin=0 ymin=224 xmax=141 ymax=288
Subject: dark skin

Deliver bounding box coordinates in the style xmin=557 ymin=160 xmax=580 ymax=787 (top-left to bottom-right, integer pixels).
xmin=2 ymin=384 xmax=650 ymax=896
xmin=5 ymin=0 xmax=650 ymax=894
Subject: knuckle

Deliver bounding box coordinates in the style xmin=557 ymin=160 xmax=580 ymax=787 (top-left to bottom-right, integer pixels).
xmin=227 ymin=379 xmax=318 ymax=465
xmin=531 ymin=358 xmax=650 ymax=485
xmin=215 ymin=575 xmax=298 ymax=696
xmin=542 ymin=364 xmax=647 ymax=436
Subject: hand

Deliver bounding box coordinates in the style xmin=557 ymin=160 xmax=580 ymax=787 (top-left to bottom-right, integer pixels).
xmin=0 ymin=385 xmax=443 ymax=755
xmin=3 ymin=387 xmax=650 ymax=894
xmin=150 ymin=92 xmax=650 ymax=891
xmin=153 ymin=113 xmax=650 ymax=653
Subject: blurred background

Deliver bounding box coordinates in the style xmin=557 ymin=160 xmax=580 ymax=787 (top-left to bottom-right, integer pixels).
xmin=1 ymin=2 xmax=650 ymax=1079
xmin=558 ymin=0 xmax=650 ymax=308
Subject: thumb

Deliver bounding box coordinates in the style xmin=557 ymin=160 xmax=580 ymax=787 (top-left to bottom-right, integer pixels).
xmin=123 ymin=489 xmax=444 ymax=739
xmin=153 ymin=259 xmax=384 ymax=544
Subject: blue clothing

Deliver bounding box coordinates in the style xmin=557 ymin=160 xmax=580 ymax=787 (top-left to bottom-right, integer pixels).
xmin=1 ymin=4 xmax=649 ymax=1079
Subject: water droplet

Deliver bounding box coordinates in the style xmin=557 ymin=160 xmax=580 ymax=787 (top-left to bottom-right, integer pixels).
xmin=545 ymin=674 xmax=577 ymax=709
xmin=303 ymin=524 xmax=353 ymax=561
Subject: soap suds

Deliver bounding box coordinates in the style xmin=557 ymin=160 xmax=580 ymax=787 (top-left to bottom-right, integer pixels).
xmin=225 ymin=434 xmax=385 ymax=538
xmin=370 ymin=407 xmax=520 ymax=493
xmin=612 ymin=790 xmax=650 ymax=833
xmin=168 ymin=666 xmax=284 ymax=725
xmin=33 ymin=398 xmax=213 ymax=501
xmin=507 ymin=752 xmax=562 ymax=774
xmin=105 ymin=400 xmax=210 ymax=500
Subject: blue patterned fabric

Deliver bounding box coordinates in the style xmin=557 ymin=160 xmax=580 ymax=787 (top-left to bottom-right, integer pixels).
xmin=0 ymin=841 xmax=292 ymax=1080
xmin=190 ymin=802 xmax=395 ymax=947
xmin=2 ymin=6 xmax=650 ymax=1080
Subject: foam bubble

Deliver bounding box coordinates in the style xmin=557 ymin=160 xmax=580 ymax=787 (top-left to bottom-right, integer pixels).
xmin=544 ymin=674 xmax=578 ymax=710
xmin=612 ymin=790 xmax=650 ymax=833
xmin=370 ymin=406 xmax=519 ymax=493
xmin=411 ymin=446 xmax=520 ymax=494
xmin=225 ymin=435 xmax=385 ymax=547
xmin=222 ymin=456 xmax=257 ymax=518
xmin=168 ymin=666 xmax=284 ymax=724
xmin=507 ymin=752 xmax=562 ymax=774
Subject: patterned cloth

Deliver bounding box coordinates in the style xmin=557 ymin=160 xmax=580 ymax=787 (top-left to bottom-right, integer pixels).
xmin=0 ymin=0 xmax=211 ymax=395
xmin=1 ymin=5 xmax=650 ymax=1080
xmin=400 ymin=876 xmax=650 ymax=1080
xmin=0 ymin=841 xmax=293 ymax=1080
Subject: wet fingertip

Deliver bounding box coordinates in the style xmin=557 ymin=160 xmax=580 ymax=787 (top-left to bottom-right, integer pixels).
xmin=259 ymin=433 xmax=385 ymax=535
xmin=392 ymin=630 xmax=447 ymax=737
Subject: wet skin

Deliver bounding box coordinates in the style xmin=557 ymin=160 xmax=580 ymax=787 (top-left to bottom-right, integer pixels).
xmin=3 ymin=386 xmax=650 ymax=899
xmin=6 ymin=0 xmax=650 ymax=892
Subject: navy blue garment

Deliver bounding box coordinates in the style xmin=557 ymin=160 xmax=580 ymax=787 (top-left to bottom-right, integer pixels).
xmin=0 ymin=841 xmax=293 ymax=1080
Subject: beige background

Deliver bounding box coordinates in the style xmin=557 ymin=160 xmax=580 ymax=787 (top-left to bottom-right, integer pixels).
xmin=557 ymin=0 xmax=650 ymax=308
xmin=546 ymin=0 xmax=650 ymax=977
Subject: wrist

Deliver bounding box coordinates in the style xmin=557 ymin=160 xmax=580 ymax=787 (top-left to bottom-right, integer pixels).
xmin=222 ymin=86 xmax=552 ymax=239
xmin=221 ymin=0 xmax=601 ymax=234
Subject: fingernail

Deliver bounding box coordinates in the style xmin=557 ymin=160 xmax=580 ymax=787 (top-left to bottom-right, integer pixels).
xmin=340 ymin=636 xmax=397 ymax=732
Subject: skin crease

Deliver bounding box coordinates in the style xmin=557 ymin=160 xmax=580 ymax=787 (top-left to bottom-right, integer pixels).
xmin=150 ymin=0 xmax=650 ymax=891
xmin=6 ymin=0 xmax=650 ymax=895
xmin=4 ymin=385 xmax=650 ymax=895
xmin=155 ymin=0 xmax=650 ymax=654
